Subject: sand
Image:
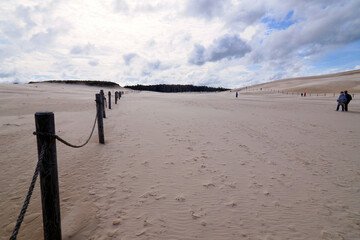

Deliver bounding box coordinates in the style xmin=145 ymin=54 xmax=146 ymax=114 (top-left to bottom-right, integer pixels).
xmin=234 ymin=69 xmax=360 ymax=94
xmin=1 ymin=76 xmax=360 ymax=239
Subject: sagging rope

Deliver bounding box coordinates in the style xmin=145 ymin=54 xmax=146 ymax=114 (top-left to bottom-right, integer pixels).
xmin=33 ymin=112 xmax=98 ymax=148
xmin=10 ymin=112 xmax=98 ymax=239
xmin=9 ymin=143 xmax=47 ymax=240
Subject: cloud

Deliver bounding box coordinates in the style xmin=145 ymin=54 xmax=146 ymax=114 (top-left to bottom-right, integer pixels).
xmin=141 ymin=60 xmax=172 ymax=76
xmin=88 ymin=60 xmax=99 ymax=66
xmin=113 ymin=0 xmax=129 ymax=13
xmin=185 ymin=0 xmax=230 ymax=19
xmin=188 ymin=34 xmax=251 ymax=65
xmin=30 ymin=29 xmax=59 ymax=48
xmin=207 ymin=35 xmax=251 ymax=62
xmin=248 ymin=0 xmax=360 ymax=67
xmin=0 ymin=22 xmax=24 ymax=38
xmin=70 ymin=43 xmax=94 ymax=55
xmin=0 ymin=70 xmax=16 ymax=78
xmin=16 ymin=5 xmax=37 ymax=30
xmin=123 ymin=53 xmax=137 ymax=65
xmin=188 ymin=44 xmax=206 ymax=65
xmin=225 ymin=1 xmax=266 ymax=27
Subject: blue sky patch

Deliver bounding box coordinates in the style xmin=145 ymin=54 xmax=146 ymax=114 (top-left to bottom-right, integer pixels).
xmin=262 ymin=10 xmax=297 ymax=30
xmin=310 ymin=40 xmax=360 ymax=73
xmin=34 ymin=75 xmax=51 ymax=79
xmin=247 ymin=65 xmax=262 ymax=71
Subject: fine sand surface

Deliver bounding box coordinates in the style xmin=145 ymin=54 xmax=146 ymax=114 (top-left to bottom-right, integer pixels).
xmin=1 ymin=80 xmax=360 ymax=240
xmin=234 ymin=69 xmax=360 ymax=94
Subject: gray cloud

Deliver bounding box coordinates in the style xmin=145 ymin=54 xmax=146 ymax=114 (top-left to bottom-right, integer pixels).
xmin=189 ymin=35 xmax=251 ymax=65
xmin=123 ymin=53 xmax=137 ymax=65
xmin=0 ymin=70 xmax=16 ymax=78
xmin=70 ymin=43 xmax=93 ymax=55
xmin=188 ymin=44 xmax=206 ymax=65
xmin=88 ymin=60 xmax=99 ymax=66
xmin=0 ymin=22 xmax=24 ymax=38
xmin=225 ymin=2 xmax=266 ymax=27
xmin=141 ymin=60 xmax=171 ymax=76
xmin=185 ymin=0 xmax=230 ymax=19
xmin=29 ymin=29 xmax=59 ymax=49
xmin=16 ymin=5 xmax=36 ymax=30
xmin=207 ymin=35 xmax=251 ymax=61
xmin=114 ymin=0 xmax=129 ymax=13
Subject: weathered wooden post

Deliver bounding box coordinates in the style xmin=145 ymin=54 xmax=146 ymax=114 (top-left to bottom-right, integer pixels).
xmin=119 ymin=91 xmax=122 ymax=99
xmin=115 ymin=92 xmax=118 ymax=104
xmin=108 ymin=91 xmax=111 ymax=110
xmin=34 ymin=112 xmax=62 ymax=240
xmin=96 ymin=94 xmax=105 ymax=144
xmin=100 ymin=90 xmax=106 ymax=118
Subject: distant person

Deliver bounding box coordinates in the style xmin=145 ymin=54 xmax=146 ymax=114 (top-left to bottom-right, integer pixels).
xmin=336 ymin=91 xmax=347 ymax=111
xmin=236 ymin=92 xmax=238 ymax=98
xmin=344 ymin=90 xmax=352 ymax=111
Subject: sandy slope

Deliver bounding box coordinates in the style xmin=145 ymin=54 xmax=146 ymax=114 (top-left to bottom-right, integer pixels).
xmin=1 ymin=82 xmax=360 ymax=240
xmin=233 ymin=69 xmax=360 ymax=94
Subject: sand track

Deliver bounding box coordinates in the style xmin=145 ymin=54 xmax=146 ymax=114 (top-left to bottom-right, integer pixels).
xmin=1 ymin=83 xmax=360 ymax=239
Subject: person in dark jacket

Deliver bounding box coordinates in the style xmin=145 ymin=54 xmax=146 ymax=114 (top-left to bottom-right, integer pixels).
xmin=336 ymin=91 xmax=347 ymax=111
xmin=344 ymin=90 xmax=352 ymax=111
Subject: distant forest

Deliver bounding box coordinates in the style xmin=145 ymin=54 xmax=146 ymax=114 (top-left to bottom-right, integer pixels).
xmin=29 ymin=80 xmax=120 ymax=88
xmin=125 ymin=84 xmax=229 ymax=93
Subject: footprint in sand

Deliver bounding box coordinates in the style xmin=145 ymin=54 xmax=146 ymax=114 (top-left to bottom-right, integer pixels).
xmin=321 ymin=230 xmax=345 ymax=240
xmin=112 ymin=219 xmax=121 ymax=226
xmin=202 ymin=181 xmax=215 ymax=188
xmin=175 ymin=193 xmax=186 ymax=202
xmin=225 ymin=201 xmax=237 ymax=207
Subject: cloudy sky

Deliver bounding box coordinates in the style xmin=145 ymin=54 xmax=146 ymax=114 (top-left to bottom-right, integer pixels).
xmin=1 ymin=0 xmax=360 ymax=88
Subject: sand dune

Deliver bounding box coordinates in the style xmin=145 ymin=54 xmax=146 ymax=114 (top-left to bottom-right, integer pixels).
xmin=1 ymin=78 xmax=360 ymax=239
xmin=234 ymin=69 xmax=360 ymax=94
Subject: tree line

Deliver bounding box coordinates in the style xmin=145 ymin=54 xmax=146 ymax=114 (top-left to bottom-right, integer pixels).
xmin=29 ymin=80 xmax=120 ymax=88
xmin=125 ymin=84 xmax=229 ymax=93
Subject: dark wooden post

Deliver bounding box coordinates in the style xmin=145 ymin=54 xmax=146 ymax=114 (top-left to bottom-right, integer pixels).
xmin=100 ymin=90 xmax=106 ymax=118
xmin=108 ymin=91 xmax=111 ymax=110
xmin=34 ymin=112 xmax=62 ymax=240
xmin=119 ymin=91 xmax=122 ymax=99
xmin=115 ymin=92 xmax=118 ymax=104
xmin=96 ymin=94 xmax=105 ymax=144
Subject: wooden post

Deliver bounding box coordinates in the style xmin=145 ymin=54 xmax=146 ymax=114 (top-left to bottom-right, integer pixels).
xmin=115 ymin=92 xmax=118 ymax=104
xmin=96 ymin=94 xmax=105 ymax=144
xmin=119 ymin=91 xmax=122 ymax=99
xmin=108 ymin=91 xmax=111 ymax=110
xmin=34 ymin=112 xmax=62 ymax=240
xmin=100 ymin=90 xmax=106 ymax=118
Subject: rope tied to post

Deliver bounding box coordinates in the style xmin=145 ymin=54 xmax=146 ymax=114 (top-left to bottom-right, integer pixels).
xmin=33 ymin=112 xmax=98 ymax=148
xmin=9 ymin=143 xmax=47 ymax=240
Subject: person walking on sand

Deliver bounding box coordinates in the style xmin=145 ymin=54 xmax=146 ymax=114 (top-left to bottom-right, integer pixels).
xmin=336 ymin=91 xmax=347 ymax=111
xmin=236 ymin=92 xmax=238 ymax=98
xmin=344 ymin=90 xmax=352 ymax=111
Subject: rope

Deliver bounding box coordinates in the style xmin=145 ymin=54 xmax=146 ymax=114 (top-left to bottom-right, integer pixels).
xmin=33 ymin=112 xmax=98 ymax=148
xmin=9 ymin=143 xmax=47 ymax=240
xmin=10 ymin=112 xmax=98 ymax=239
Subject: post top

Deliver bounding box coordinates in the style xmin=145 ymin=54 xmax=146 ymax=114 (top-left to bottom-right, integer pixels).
xmin=35 ymin=112 xmax=54 ymax=116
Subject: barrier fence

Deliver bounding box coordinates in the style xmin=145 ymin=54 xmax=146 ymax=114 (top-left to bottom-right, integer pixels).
xmin=237 ymin=88 xmax=355 ymax=98
xmin=9 ymin=90 xmax=124 ymax=240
